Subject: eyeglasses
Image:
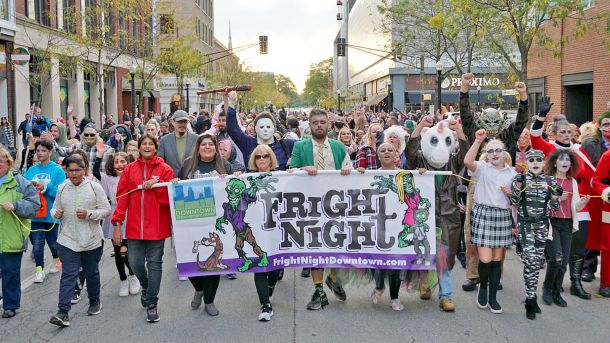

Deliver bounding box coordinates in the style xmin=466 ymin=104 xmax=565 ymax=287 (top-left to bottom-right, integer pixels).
xmin=67 ymin=168 xmax=83 ymax=174
xmin=255 ymin=154 xmax=270 ymax=160
xmin=485 ymin=148 xmax=504 ymax=155
xmin=527 ymin=157 xmax=544 ymax=163
xmin=83 ymin=133 xmax=96 ymax=137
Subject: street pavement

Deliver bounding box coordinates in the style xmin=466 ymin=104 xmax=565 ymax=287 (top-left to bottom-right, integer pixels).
xmin=1 ymin=243 xmax=609 ymax=343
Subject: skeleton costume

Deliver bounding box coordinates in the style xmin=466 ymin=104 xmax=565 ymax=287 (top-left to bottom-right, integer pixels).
xmin=510 ymin=149 xmax=560 ymax=319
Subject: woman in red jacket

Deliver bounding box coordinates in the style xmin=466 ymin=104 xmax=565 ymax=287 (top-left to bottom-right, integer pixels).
xmin=111 ymin=134 xmax=174 ymax=323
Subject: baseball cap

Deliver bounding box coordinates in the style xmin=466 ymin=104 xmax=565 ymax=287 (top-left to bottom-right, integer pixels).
xmin=173 ymin=110 xmax=189 ymax=122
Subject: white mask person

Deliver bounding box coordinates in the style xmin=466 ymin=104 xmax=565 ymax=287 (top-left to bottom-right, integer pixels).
xmin=483 ymin=140 xmax=507 ymax=168
xmin=525 ymin=150 xmax=545 ymax=176
xmin=254 ymin=114 xmax=276 ymax=145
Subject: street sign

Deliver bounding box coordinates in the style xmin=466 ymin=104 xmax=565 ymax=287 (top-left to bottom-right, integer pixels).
xmin=501 ymin=89 xmax=518 ymax=96
xmin=11 ymin=47 xmax=30 ymax=66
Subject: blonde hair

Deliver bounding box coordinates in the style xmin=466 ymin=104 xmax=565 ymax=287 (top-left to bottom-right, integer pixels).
xmin=395 ymin=171 xmax=414 ymax=204
xmin=482 ymin=139 xmax=511 ymax=166
xmin=248 ymin=144 xmax=278 ymax=171
xmin=338 ymin=126 xmax=354 ymax=145
xmin=0 ymin=147 xmax=14 ymax=169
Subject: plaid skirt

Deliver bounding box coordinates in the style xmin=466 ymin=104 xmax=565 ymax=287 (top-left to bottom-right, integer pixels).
xmin=470 ymin=203 xmax=513 ymax=248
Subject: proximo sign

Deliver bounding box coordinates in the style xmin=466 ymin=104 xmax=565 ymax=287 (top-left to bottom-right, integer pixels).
xmin=11 ymin=47 xmax=30 ymax=66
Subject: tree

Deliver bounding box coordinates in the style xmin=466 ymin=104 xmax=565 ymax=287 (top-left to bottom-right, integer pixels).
xmin=275 ymin=74 xmax=302 ymax=107
xmin=302 ymin=58 xmax=334 ymax=109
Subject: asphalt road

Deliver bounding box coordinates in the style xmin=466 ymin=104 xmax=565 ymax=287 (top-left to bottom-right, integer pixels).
xmin=1 ymin=243 xmax=608 ymax=343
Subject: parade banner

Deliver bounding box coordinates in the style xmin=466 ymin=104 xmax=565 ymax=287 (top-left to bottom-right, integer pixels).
xmin=167 ymin=170 xmax=438 ymax=278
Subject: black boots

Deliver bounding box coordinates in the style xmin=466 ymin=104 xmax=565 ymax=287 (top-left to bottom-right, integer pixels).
xmin=476 ymin=262 xmax=490 ymax=309
xmin=553 ymin=267 xmax=568 ymax=307
xmin=542 ymin=261 xmax=559 ymax=305
xmin=525 ymin=298 xmax=537 ymax=320
xmin=488 ymin=261 xmax=503 ymax=314
xmin=569 ymin=258 xmax=592 ymax=299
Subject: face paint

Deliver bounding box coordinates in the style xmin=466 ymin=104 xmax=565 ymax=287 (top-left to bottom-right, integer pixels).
xmin=556 ymin=153 xmax=572 ymax=174
xmin=485 ymin=142 xmax=505 ymax=167
xmin=255 ymin=118 xmax=275 ymax=144
xmin=527 ymin=157 xmax=544 ymax=175
xmin=601 ymin=118 xmax=610 ymax=141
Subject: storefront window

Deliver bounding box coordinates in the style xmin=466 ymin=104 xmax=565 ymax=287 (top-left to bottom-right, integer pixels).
xmin=0 ymin=0 xmax=8 ymax=21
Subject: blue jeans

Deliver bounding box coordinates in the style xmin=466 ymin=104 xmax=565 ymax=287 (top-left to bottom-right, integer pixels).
xmin=128 ymin=239 xmax=165 ymax=306
xmin=438 ymin=268 xmax=453 ymax=300
xmin=0 ymin=252 xmax=23 ymax=311
xmin=31 ymin=222 xmax=59 ymax=269
xmin=57 ymin=243 xmax=103 ymax=313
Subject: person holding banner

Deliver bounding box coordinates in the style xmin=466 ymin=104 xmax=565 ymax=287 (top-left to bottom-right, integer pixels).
xmin=246 ymin=144 xmax=283 ymax=320
xmin=464 ymin=130 xmax=517 ymax=314
xmin=111 ymin=134 xmax=174 ymax=323
xmin=176 ymin=133 xmax=234 ymax=317
xmin=290 ymin=108 xmax=353 ymax=311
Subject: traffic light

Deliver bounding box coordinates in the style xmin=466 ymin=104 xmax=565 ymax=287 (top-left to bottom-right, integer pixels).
xmin=337 ymin=38 xmax=346 ymax=57
xmin=362 ymin=96 xmax=368 ymax=102
xmin=259 ymin=36 xmax=268 ymax=54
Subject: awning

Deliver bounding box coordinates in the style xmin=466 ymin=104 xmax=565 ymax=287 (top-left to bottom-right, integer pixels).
xmin=365 ymin=93 xmax=388 ymax=106
xmin=147 ymin=90 xmax=161 ymax=98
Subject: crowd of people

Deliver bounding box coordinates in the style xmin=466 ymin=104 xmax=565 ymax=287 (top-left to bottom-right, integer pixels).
xmin=0 ymin=73 xmax=609 ymax=327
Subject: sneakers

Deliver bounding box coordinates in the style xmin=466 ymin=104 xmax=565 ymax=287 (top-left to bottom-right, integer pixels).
xmin=325 ymin=276 xmax=347 ymax=301
xmin=204 ymin=303 xmax=219 ymax=316
xmin=34 ymin=267 xmax=45 ymax=283
xmin=489 ymin=299 xmax=503 ymax=314
xmin=390 ymin=299 xmax=404 ymax=311
xmin=119 ymin=281 xmax=129 ymax=297
xmin=146 ymin=304 xmax=160 ymax=323
xmin=258 ymin=303 xmax=273 ymax=321
xmin=370 ymin=288 xmax=384 ymax=305
xmin=87 ymin=300 xmax=102 ymax=316
xmin=462 ymin=278 xmax=478 ymax=292
xmin=306 ymin=289 xmax=329 ymax=310
xmin=49 ymin=259 xmax=61 ymax=274
xmin=439 ymin=299 xmax=455 ymax=312
xmin=71 ymin=289 xmax=82 ymax=304
xmin=49 ymin=311 xmax=70 ymax=327
xmin=2 ymin=310 xmax=16 ymax=318
xmin=191 ymin=290 xmax=204 ymax=310
xmin=127 ymin=275 xmax=141 ymax=295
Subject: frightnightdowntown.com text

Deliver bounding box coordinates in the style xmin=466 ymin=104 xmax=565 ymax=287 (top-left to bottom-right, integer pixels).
xmin=272 ymin=255 xmax=408 ymax=268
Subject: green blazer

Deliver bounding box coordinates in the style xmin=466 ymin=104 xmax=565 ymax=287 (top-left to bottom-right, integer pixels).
xmin=290 ymin=138 xmax=347 ymax=169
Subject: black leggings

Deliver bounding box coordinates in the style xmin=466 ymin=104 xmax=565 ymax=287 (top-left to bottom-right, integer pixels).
xmin=254 ymin=270 xmax=280 ymax=305
xmin=113 ymin=241 xmax=134 ymax=281
xmin=375 ymin=269 xmax=402 ymax=299
xmin=189 ymin=275 xmax=220 ymax=304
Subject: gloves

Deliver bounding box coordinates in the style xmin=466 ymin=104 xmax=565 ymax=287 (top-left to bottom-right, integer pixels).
xmin=515 ymin=172 xmax=526 ymax=184
xmin=553 ymin=185 xmax=564 ymax=197
xmin=537 ymin=96 xmax=554 ymax=117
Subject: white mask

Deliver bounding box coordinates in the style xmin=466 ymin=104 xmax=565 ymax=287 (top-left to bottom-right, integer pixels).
xmin=255 ymin=118 xmax=275 ymax=144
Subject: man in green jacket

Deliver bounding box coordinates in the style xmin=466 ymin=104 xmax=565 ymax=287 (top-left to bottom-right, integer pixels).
xmin=0 ymin=148 xmax=41 ymax=318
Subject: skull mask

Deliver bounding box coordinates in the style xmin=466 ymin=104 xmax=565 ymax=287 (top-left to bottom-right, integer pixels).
xmin=225 ymin=178 xmax=246 ymax=209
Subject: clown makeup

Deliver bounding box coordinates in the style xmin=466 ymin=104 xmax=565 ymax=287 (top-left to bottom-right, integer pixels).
xmin=527 ymin=156 xmax=544 ymax=175
xmin=378 ymin=143 xmax=398 ymax=169
xmin=555 ymin=153 xmax=572 ymax=175
xmin=484 ymin=142 xmax=506 ymax=168
xmin=555 ymin=124 xmax=573 ymax=145
xmin=601 ymin=118 xmax=610 ymax=141
xmin=255 ymin=118 xmax=275 ymax=144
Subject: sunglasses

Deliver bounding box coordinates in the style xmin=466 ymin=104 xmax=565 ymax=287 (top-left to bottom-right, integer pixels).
xmin=255 ymin=154 xmax=270 ymax=160
xmin=486 ymin=148 xmax=504 ymax=155
xmin=527 ymin=157 xmax=543 ymax=163
xmin=83 ymin=133 xmax=96 ymax=137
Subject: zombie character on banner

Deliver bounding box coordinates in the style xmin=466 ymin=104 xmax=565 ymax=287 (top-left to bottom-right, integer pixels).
xmin=53 ymin=122 xmax=115 ymax=171
xmin=405 ymin=115 xmax=469 ymax=312
xmin=510 ymin=149 xmax=561 ymax=320
xmin=459 ymin=74 xmax=530 ymax=292
xmin=223 ymin=91 xmax=296 ymax=171
xmin=215 ymin=173 xmax=278 ymax=272
xmin=371 ymin=171 xmax=431 ymax=251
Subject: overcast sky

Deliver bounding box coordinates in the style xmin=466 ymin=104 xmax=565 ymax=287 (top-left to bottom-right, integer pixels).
xmin=214 ymin=1 xmax=339 ymax=93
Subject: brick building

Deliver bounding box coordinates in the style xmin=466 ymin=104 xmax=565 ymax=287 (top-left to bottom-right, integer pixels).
xmin=528 ymin=0 xmax=610 ymax=125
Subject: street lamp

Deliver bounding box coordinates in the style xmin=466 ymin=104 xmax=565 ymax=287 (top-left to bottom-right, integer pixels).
xmin=435 ymin=61 xmax=443 ymax=115
xmin=185 ymin=78 xmax=191 ymax=112
xmin=477 ymin=85 xmax=482 ymax=113
xmin=336 ymin=89 xmax=341 ymax=113
xmin=129 ymin=64 xmax=136 ymax=124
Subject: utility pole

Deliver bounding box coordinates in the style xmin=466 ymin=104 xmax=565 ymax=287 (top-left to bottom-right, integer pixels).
xmin=341 ymin=0 xmax=349 ymax=110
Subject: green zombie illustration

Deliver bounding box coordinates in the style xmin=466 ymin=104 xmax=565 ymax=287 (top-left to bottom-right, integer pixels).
xmin=398 ymin=207 xmax=433 ymax=266
xmin=215 ymin=173 xmax=278 ymax=272
xmin=371 ymin=171 xmax=431 ymax=247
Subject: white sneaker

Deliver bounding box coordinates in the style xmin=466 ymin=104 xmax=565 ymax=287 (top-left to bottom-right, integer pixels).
xmin=49 ymin=259 xmax=62 ymax=274
xmin=391 ymin=299 xmax=404 ymax=311
xmin=127 ymin=275 xmax=141 ymax=295
xmin=119 ymin=281 xmax=129 ymax=297
xmin=34 ymin=270 xmax=45 ymax=283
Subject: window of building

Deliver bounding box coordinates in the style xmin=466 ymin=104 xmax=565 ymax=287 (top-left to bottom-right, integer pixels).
xmin=63 ymin=0 xmax=76 ymax=34
xmin=583 ymin=0 xmax=595 ymax=9
xmin=84 ymin=71 xmax=92 ymax=118
xmin=0 ymin=0 xmax=8 ymax=21
xmin=119 ymin=13 xmax=127 ymax=49
xmin=159 ymin=14 xmax=174 ymax=35
xmin=29 ymin=0 xmax=50 ymax=26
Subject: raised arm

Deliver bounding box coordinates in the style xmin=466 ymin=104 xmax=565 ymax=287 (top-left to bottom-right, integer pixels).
xmin=464 ymin=129 xmax=486 ymax=172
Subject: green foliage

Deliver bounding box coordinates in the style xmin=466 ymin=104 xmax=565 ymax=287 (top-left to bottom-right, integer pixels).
xmin=302 ymin=58 xmax=334 ymax=108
